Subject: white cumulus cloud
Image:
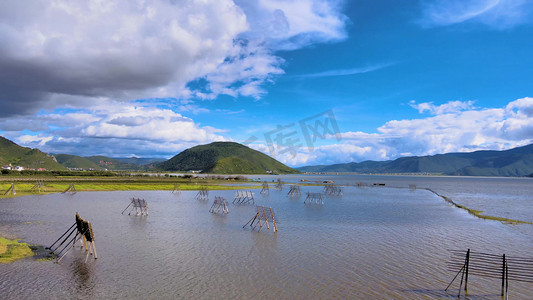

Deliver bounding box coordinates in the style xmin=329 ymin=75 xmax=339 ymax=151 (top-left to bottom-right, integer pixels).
xmin=0 ymin=0 xmax=348 ymax=117
xmin=253 ymin=98 xmax=533 ymax=166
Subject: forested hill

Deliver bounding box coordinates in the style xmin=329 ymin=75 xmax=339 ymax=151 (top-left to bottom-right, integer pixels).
xmin=157 ymin=142 xmax=298 ymax=174
xmin=0 ymin=136 xmax=66 ymax=170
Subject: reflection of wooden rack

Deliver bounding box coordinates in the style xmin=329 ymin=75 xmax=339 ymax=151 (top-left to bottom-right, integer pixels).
xmin=243 ymin=205 xmax=277 ymax=232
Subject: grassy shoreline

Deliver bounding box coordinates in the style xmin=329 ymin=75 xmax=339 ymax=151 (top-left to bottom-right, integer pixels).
xmin=423 ymin=188 xmax=532 ymax=225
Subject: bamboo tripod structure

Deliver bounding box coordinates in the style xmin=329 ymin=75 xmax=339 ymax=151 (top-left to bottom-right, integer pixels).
xmin=48 ymin=213 xmax=97 ymax=263
xmin=233 ymin=191 xmax=255 ymax=205
xmin=62 ymin=184 xmax=77 ymax=194
xmin=243 ymin=205 xmax=278 ymax=232
xmin=305 ymin=192 xmax=324 ymax=205
xmin=3 ymin=183 xmax=16 ymax=195
xmin=260 ymin=182 xmax=270 ymax=195
xmin=30 ymin=181 xmax=45 ymax=193
xmin=171 ymin=183 xmax=181 ymax=195
xmin=275 ymin=178 xmax=283 ymax=190
xmin=195 ymin=187 xmax=209 ymax=201
xmin=287 ymin=185 xmax=301 ymax=198
xmin=209 ymin=196 xmax=229 ymax=214
xmin=323 ymin=184 xmax=343 ymax=196
xmin=122 ymin=198 xmax=148 ymax=216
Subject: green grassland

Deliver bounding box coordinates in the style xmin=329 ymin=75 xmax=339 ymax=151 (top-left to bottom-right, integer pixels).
xmin=0 ymin=175 xmax=259 ymax=198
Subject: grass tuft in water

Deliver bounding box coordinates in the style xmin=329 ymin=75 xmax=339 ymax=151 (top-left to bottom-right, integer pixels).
xmin=0 ymin=237 xmax=34 ymax=263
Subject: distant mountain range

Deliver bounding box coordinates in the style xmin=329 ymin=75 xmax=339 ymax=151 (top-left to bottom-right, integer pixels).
xmin=0 ymin=136 xmax=296 ymax=174
xmin=298 ymin=143 xmax=533 ymax=177
xmin=2 ymin=135 xmax=532 ymax=176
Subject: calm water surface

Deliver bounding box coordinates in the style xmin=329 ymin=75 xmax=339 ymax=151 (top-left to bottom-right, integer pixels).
xmin=1 ymin=175 xmax=532 ymax=299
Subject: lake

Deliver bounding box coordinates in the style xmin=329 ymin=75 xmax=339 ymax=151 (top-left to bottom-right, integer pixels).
xmin=1 ymin=175 xmax=532 ymax=299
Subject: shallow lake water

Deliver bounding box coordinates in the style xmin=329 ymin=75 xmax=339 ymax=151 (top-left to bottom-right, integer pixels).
xmin=1 ymin=175 xmax=532 ymax=299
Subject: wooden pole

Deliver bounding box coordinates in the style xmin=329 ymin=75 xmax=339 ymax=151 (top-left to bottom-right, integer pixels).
xmin=121 ymin=202 xmax=132 ymax=214
xmin=270 ymin=207 xmax=277 ymax=232
xmin=91 ymin=241 xmax=98 ymax=259
xmin=262 ymin=206 xmax=269 ymax=230
xmin=82 ymin=235 xmax=88 ymax=251
xmin=48 ymin=223 xmax=76 ymax=249
xmin=243 ymin=215 xmax=256 ymax=228
xmin=501 ymin=254 xmax=506 ymax=297
xmin=505 ymin=256 xmax=508 ymax=299
xmin=465 ymin=249 xmax=470 ymax=292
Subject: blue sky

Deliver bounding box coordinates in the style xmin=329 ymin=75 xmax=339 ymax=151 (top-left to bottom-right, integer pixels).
xmin=1 ymin=0 xmax=532 ymax=167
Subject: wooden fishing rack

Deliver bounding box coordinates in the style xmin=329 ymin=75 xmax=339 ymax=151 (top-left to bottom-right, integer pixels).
xmin=275 ymin=178 xmax=283 ymax=190
xmin=209 ymin=196 xmax=229 ymax=214
xmin=30 ymin=181 xmax=45 ymax=193
xmin=3 ymin=183 xmax=16 ymax=195
xmin=323 ymin=184 xmax=343 ymax=196
xmin=122 ymin=197 xmax=148 ymax=216
xmin=446 ymin=249 xmax=533 ymax=298
xmin=287 ymin=185 xmax=301 ymax=198
xmin=243 ymin=205 xmax=278 ymax=232
xmin=195 ymin=187 xmax=209 ymax=201
xmin=304 ymin=192 xmax=324 ymax=205
xmin=48 ymin=213 xmax=97 ymax=263
xmin=171 ymin=183 xmax=181 ymax=195
xmin=62 ymin=184 xmax=77 ymax=194
xmin=260 ymin=182 xmax=270 ymax=195
xmin=233 ymin=191 xmax=255 ymax=205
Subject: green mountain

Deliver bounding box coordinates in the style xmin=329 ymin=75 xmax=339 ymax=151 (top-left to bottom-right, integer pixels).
xmin=158 ymin=142 xmax=297 ymax=174
xmin=55 ymin=154 xmax=103 ymax=170
xmin=0 ymin=136 xmax=66 ymax=170
xmin=56 ymin=154 xmax=152 ymax=171
xmin=298 ymin=144 xmax=533 ymax=177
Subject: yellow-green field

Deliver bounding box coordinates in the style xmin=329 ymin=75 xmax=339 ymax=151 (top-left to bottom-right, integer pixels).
xmin=0 ymin=176 xmax=260 ymax=198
